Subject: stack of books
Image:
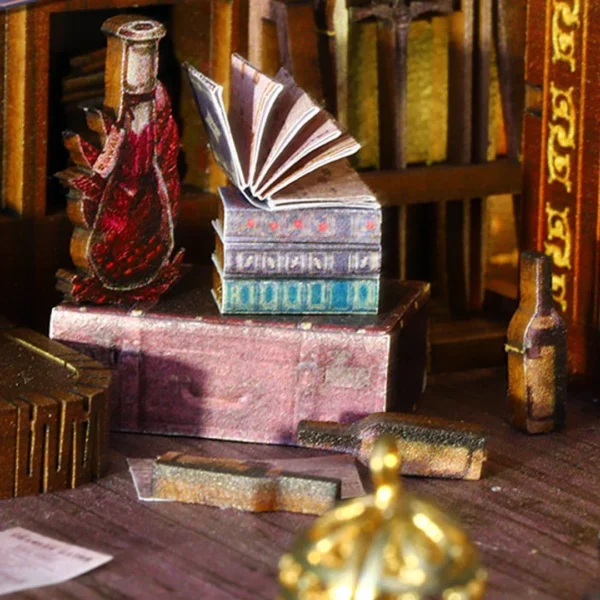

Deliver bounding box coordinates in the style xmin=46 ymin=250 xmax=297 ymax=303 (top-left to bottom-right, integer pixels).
xmin=186 ymin=53 xmax=382 ymax=314
xmin=212 ymin=185 xmax=381 ymax=314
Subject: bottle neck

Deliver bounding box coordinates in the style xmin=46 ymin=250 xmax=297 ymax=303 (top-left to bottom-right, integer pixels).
xmin=519 ymin=251 xmax=554 ymax=315
xmin=102 ymin=17 xmax=164 ymax=121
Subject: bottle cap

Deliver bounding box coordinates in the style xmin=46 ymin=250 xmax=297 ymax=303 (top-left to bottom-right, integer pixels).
xmin=102 ymin=15 xmax=166 ymax=116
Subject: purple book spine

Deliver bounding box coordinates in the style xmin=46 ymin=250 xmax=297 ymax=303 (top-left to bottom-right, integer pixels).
xmin=219 ymin=186 xmax=382 ymax=245
xmin=215 ymin=235 xmax=381 ymax=278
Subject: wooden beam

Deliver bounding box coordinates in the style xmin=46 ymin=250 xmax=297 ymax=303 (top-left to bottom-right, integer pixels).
xmin=270 ymin=0 xmax=324 ymax=103
xmin=362 ymin=159 xmax=522 ymax=206
xmin=469 ymin=0 xmax=493 ymax=311
xmin=444 ymin=0 xmax=474 ymax=315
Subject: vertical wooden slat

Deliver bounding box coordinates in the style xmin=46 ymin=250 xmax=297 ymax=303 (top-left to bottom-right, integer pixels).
xmin=494 ymin=0 xmax=525 ymax=160
xmin=314 ymin=0 xmax=339 ymax=115
xmin=431 ymin=15 xmax=450 ymax=297
xmin=211 ymin=0 xmax=234 ymax=97
xmin=375 ymin=20 xmax=409 ymax=279
xmin=172 ymin=0 xmax=213 ymax=190
xmin=270 ymin=0 xmax=324 ymax=103
xmin=0 ymin=10 xmax=5 ymax=203
xmin=207 ymin=0 xmax=249 ymax=191
xmin=3 ymin=8 xmax=28 ymax=216
xmin=208 ymin=0 xmax=235 ymax=191
xmin=260 ymin=18 xmax=281 ymax=76
xmin=445 ymin=0 xmax=474 ymax=315
xmin=495 ymin=0 xmax=526 ymax=249
xmin=248 ymin=0 xmax=272 ymax=67
xmin=3 ymin=7 xmax=50 ymax=218
xmin=469 ymin=0 xmax=493 ymax=311
xmin=32 ymin=9 xmax=50 ymax=216
xmin=233 ymin=0 xmax=249 ymax=58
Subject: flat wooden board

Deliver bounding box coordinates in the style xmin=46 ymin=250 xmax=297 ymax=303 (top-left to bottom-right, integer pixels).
xmin=0 ymin=367 xmax=598 ymax=599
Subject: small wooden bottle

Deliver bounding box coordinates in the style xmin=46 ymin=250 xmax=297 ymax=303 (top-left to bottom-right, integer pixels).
xmin=506 ymin=251 xmax=567 ymax=433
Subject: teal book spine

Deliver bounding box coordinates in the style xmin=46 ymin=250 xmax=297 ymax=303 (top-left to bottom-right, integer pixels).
xmin=214 ymin=276 xmax=380 ymax=314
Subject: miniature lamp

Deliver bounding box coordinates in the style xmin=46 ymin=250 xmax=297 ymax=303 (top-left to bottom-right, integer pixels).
xmin=278 ymin=435 xmax=487 ymax=599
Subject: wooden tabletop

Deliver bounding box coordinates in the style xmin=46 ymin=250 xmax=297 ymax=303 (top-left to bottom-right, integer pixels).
xmin=1 ymin=367 xmax=599 ymax=599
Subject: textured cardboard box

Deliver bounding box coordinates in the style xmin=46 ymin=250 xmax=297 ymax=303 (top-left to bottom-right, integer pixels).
xmin=50 ymin=271 xmax=429 ymax=445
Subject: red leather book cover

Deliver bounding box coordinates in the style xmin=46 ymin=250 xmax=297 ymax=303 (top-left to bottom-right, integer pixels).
xmin=522 ymin=0 xmax=600 ymax=377
xmin=49 ymin=270 xmax=429 ymax=445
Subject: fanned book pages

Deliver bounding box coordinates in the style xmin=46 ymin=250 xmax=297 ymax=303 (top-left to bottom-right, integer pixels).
xmin=185 ymin=54 xmax=378 ymax=210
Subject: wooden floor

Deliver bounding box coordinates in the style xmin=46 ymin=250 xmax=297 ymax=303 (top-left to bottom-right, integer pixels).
xmin=1 ymin=367 xmax=599 ymax=599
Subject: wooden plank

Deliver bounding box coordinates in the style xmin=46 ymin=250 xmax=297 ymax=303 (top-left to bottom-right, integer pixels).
xmin=3 ymin=8 xmax=30 ymax=216
xmin=270 ymin=0 xmax=324 ymax=103
xmin=361 ymin=159 xmax=522 ymax=206
xmin=248 ymin=0 xmax=273 ymax=67
xmin=2 ymin=6 xmax=51 ymax=218
xmin=172 ymin=0 xmax=214 ymax=190
xmin=0 ymin=10 xmax=5 ymax=203
xmin=469 ymin=0 xmax=493 ymax=312
xmin=495 ymin=0 xmax=527 ymax=249
xmin=445 ymin=0 xmax=474 ymax=315
xmin=314 ymin=0 xmax=339 ymax=115
xmin=259 ymin=17 xmax=281 ymax=76
xmin=494 ymin=0 xmax=526 ymax=161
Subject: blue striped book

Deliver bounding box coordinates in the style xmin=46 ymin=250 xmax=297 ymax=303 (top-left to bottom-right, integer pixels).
xmin=212 ymin=265 xmax=379 ymax=315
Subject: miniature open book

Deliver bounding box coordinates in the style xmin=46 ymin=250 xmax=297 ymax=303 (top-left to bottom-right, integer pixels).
xmin=185 ymin=54 xmax=377 ymax=211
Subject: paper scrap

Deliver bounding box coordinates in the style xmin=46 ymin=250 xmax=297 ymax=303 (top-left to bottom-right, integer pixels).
xmin=128 ymin=458 xmax=170 ymax=502
xmin=0 ymin=528 xmax=112 ymax=596
xmin=128 ymin=453 xmax=365 ymax=502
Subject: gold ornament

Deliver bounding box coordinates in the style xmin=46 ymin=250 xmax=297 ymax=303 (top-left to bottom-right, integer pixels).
xmin=278 ymin=435 xmax=487 ymax=600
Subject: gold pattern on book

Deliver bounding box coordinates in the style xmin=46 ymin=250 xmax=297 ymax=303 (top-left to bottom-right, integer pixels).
xmin=551 ymin=0 xmax=580 ymax=71
xmin=551 ymin=273 xmax=568 ymax=312
xmin=544 ymin=204 xmax=572 ymax=269
xmin=547 ymin=83 xmax=576 ymax=192
xmin=544 ymin=203 xmax=572 ymax=311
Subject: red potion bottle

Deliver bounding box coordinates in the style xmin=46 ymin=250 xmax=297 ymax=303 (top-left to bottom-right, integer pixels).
xmin=57 ymin=15 xmax=184 ymax=305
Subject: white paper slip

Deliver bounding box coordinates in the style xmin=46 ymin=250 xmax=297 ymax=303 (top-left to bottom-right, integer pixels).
xmin=0 ymin=528 xmax=112 ymax=596
xmin=129 ymin=454 xmax=365 ymax=501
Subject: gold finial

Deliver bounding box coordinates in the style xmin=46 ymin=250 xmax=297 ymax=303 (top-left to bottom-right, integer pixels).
xmin=278 ymin=435 xmax=487 ymax=599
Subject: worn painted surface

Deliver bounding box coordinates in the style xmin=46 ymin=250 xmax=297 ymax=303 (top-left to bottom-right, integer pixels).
xmin=50 ymin=271 xmax=429 ymax=444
